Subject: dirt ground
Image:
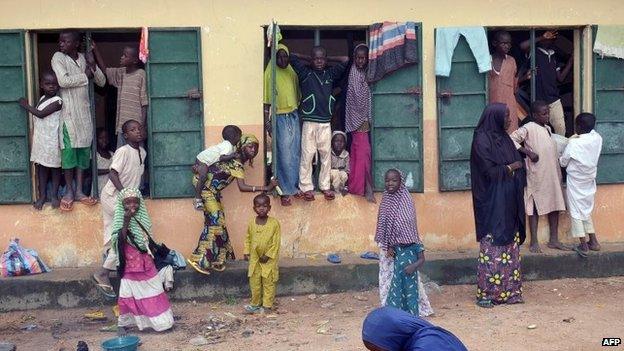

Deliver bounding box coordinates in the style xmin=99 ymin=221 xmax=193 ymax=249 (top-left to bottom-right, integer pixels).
xmin=1 ymin=277 xmax=623 ymax=351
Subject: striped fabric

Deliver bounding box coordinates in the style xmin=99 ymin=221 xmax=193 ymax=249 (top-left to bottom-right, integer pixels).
xmin=374 ymin=170 xmax=421 ymax=250
xmin=117 ymin=244 xmax=174 ymax=331
xmin=367 ymin=22 xmax=418 ymax=82
xmin=106 ymin=67 xmax=148 ymax=134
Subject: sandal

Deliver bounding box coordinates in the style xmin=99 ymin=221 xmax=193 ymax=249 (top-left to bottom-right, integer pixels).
xmin=293 ymin=191 xmax=305 ymax=199
xmin=59 ymin=197 xmax=74 ymax=212
xmin=573 ymin=245 xmax=589 ymax=258
xmin=91 ymin=275 xmax=116 ymax=298
xmin=78 ymin=196 xmax=98 ymax=206
xmin=476 ymin=299 xmax=494 ymax=308
xmin=212 ymin=263 xmax=226 ymax=272
xmin=303 ymin=191 xmax=315 ymax=202
xmin=280 ymin=196 xmax=292 ymax=207
xmin=187 ymin=259 xmax=211 ymax=275
xmin=322 ymin=190 xmax=335 ymax=201
xmin=327 ymin=253 xmax=342 ymax=264
xmin=360 ymin=251 xmax=379 ymax=260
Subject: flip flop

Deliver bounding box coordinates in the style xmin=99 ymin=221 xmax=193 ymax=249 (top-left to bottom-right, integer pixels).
xmin=78 ymin=197 xmax=98 ymax=206
xmin=280 ymin=196 xmax=292 ymax=207
xmin=294 ymin=192 xmax=305 ymax=199
xmin=573 ymin=245 xmax=589 ymax=258
xmin=59 ymin=198 xmax=74 ymax=212
xmin=322 ymin=190 xmax=335 ymax=201
xmin=476 ymin=299 xmax=494 ymax=308
xmin=327 ymin=253 xmax=341 ymax=264
xmin=360 ymin=251 xmax=379 ymax=260
xmin=91 ymin=276 xmax=116 ymax=298
xmin=187 ymin=259 xmax=211 ymax=275
xmin=303 ymin=191 xmax=315 ymax=202
xmin=212 ymin=263 xmax=226 ymax=272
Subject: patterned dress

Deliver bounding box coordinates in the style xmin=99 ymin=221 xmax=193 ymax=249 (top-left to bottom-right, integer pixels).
xmin=476 ymin=233 xmax=523 ymax=304
xmin=190 ymin=159 xmax=245 ymax=270
xmin=386 ymin=243 xmax=425 ymax=316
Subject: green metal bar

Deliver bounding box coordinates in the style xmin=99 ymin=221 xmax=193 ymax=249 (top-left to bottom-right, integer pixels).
xmin=270 ymin=22 xmax=278 ymax=179
xmin=580 ymin=27 xmax=585 ymax=112
xmin=314 ymin=29 xmax=320 ymax=46
xmin=530 ymin=29 xmax=536 ymax=104
xmin=86 ymin=32 xmax=99 ymax=198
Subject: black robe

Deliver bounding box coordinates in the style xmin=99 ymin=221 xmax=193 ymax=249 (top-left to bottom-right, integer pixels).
xmin=470 ymin=103 xmax=526 ymax=246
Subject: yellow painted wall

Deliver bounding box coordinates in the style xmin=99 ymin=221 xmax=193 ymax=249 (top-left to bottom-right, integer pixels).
xmin=1 ymin=0 xmax=623 ymax=267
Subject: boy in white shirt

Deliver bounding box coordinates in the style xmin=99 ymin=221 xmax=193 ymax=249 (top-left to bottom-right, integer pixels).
xmin=559 ymin=113 xmax=603 ymax=255
xmin=193 ymin=125 xmax=242 ymax=210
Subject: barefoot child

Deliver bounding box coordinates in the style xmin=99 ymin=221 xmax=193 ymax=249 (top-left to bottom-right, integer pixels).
xmin=489 ymin=31 xmax=520 ymax=133
xmin=511 ymin=101 xmax=567 ymax=253
xmin=18 ymin=71 xmax=62 ymax=210
xmin=244 ymin=194 xmax=281 ymax=313
xmin=375 ymin=169 xmax=428 ymax=316
xmin=559 ymin=113 xmax=603 ymax=255
xmin=91 ymin=41 xmax=148 ymax=148
xmin=193 ymin=125 xmax=242 ymax=210
xmin=52 ymin=30 xmax=105 ymax=210
xmin=93 ymin=120 xmax=146 ymax=298
xmin=112 ymin=187 xmax=174 ymax=332
xmin=96 ymin=128 xmax=114 ymax=196
xmin=345 ymin=44 xmax=375 ymax=202
xmin=330 ymin=131 xmax=350 ymax=195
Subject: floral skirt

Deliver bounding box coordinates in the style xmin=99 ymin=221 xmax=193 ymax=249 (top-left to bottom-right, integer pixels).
xmin=190 ymin=191 xmax=235 ymax=270
xmin=476 ymin=234 xmax=523 ymax=304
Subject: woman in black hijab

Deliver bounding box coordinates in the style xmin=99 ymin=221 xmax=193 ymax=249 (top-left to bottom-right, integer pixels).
xmin=470 ymin=103 xmax=526 ymax=308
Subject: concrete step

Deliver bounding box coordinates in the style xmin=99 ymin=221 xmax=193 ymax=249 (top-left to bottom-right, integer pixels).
xmin=1 ymin=244 xmax=623 ymax=312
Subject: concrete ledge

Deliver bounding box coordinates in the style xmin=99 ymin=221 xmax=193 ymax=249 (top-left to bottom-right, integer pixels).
xmin=1 ymin=244 xmax=623 ymax=312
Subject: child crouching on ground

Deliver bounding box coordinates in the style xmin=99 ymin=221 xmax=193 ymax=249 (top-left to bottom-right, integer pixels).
xmin=244 ymin=194 xmax=281 ymax=313
xmin=375 ymin=169 xmax=427 ymax=316
xmin=330 ymin=131 xmax=350 ymax=195
xmin=559 ymin=113 xmax=603 ymax=256
xmin=193 ymin=125 xmax=242 ymax=210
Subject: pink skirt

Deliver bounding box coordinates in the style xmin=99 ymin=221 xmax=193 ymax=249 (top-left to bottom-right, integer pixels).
xmin=117 ymin=245 xmax=174 ymax=331
xmin=348 ymin=131 xmax=372 ymax=196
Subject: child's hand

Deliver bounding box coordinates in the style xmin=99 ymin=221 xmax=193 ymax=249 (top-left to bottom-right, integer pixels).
xmin=403 ymin=263 xmax=418 ymax=275
xmin=18 ymin=97 xmax=29 ymax=109
xmin=259 ymin=255 xmax=270 ymax=263
xmin=123 ymin=207 xmax=136 ymax=222
xmin=266 ymin=178 xmax=279 ymax=191
xmin=542 ymin=30 xmax=558 ymax=40
xmin=528 ymin=151 xmax=539 ymax=163
xmin=386 ymin=247 xmax=395 ymax=258
xmin=244 ymin=254 xmax=250 ymax=261
xmin=509 ymin=161 xmax=524 ymax=171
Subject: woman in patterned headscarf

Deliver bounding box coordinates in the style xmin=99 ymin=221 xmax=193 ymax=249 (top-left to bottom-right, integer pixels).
xmin=375 ymin=169 xmax=430 ymax=316
xmin=188 ymin=134 xmax=278 ymax=275
xmin=111 ymin=187 xmax=174 ymax=332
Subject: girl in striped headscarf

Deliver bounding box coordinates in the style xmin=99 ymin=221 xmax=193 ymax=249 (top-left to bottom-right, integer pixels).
xmin=375 ymin=169 xmax=432 ymax=316
xmin=111 ymin=187 xmax=174 ymax=332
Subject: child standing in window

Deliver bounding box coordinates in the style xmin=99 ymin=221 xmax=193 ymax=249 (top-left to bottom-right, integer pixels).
xmin=560 ymin=113 xmax=603 ymax=256
xmin=345 ymin=44 xmax=375 ymax=202
xmin=289 ymin=46 xmax=349 ymax=201
xmin=244 ymin=194 xmax=281 ymax=313
xmin=91 ymin=41 xmax=148 ymax=148
xmin=18 ymin=71 xmax=63 ymax=210
xmin=511 ymin=101 xmax=567 ymax=253
xmin=375 ymin=169 xmax=428 ymax=316
xmin=330 ymin=131 xmax=350 ymax=195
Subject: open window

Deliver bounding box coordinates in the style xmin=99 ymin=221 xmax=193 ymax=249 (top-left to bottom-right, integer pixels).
xmin=263 ymin=23 xmax=424 ymax=193
xmin=437 ymin=26 xmax=584 ymax=191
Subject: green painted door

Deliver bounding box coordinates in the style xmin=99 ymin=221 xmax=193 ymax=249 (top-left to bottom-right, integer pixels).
xmin=147 ymin=28 xmax=204 ymax=198
xmin=593 ymin=54 xmax=624 ymax=184
xmin=0 ymin=31 xmax=31 ymax=204
xmin=437 ymin=35 xmax=488 ymax=191
xmin=371 ymin=24 xmax=423 ymax=192
xmin=372 ymin=64 xmax=423 ymax=192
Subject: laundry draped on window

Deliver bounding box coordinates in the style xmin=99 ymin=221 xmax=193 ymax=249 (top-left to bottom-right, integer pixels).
xmin=435 ymin=27 xmax=491 ymax=77
xmin=367 ymin=21 xmax=419 ymax=83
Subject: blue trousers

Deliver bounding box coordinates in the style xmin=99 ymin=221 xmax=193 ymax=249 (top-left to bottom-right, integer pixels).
xmin=275 ymin=111 xmax=301 ymax=196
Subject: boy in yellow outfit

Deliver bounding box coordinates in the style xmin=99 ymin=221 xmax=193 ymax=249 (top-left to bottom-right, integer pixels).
xmin=244 ymin=194 xmax=281 ymax=313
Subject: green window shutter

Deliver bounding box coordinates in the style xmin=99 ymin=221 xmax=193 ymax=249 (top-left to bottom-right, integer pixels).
xmin=0 ymin=31 xmax=31 ymax=204
xmin=147 ymin=28 xmax=204 ymax=198
xmin=437 ymin=35 xmax=488 ymax=191
xmin=593 ymin=54 xmax=624 ymax=184
xmin=371 ymin=24 xmax=423 ymax=192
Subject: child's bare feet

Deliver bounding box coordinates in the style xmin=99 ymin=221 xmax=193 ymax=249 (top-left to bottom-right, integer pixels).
xmin=51 ymin=197 xmax=60 ymax=209
xmin=529 ymin=243 xmax=542 ymax=253
xmin=588 ymin=234 xmax=601 ymax=251
xmin=33 ymin=198 xmax=46 ymax=210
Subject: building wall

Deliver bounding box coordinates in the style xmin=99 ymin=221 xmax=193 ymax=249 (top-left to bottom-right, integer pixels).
xmin=1 ymin=0 xmax=623 ymax=267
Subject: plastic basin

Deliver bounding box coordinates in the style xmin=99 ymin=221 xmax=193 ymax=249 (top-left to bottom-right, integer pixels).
xmin=101 ymin=336 xmax=140 ymax=351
